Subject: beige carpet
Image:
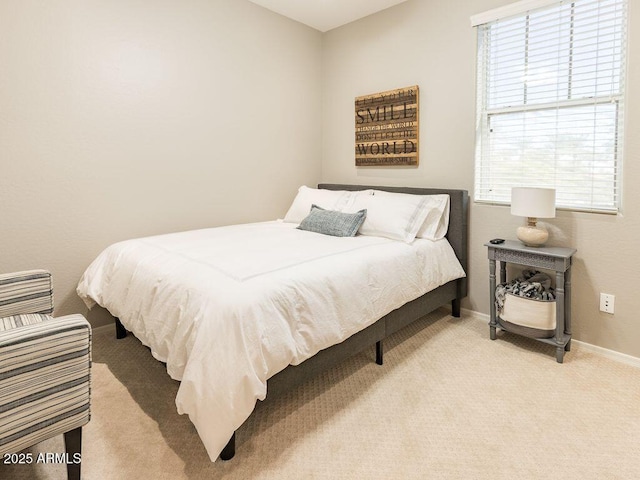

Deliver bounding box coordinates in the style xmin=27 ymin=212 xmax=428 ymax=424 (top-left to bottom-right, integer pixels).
xmin=2 ymin=309 xmax=640 ymax=479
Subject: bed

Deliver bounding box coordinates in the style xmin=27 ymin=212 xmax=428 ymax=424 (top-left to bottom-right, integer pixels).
xmin=77 ymin=184 xmax=468 ymax=461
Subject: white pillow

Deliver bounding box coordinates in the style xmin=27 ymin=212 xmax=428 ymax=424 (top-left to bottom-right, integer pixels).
xmin=415 ymin=194 xmax=450 ymax=240
xmin=344 ymin=190 xmax=431 ymax=243
xmin=370 ymin=190 xmax=450 ymax=241
xmin=283 ymin=186 xmax=354 ymax=223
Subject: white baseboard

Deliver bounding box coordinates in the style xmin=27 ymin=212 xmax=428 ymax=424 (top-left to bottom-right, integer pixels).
xmin=460 ymin=307 xmax=640 ymax=369
xmin=569 ymin=340 xmax=640 ymax=368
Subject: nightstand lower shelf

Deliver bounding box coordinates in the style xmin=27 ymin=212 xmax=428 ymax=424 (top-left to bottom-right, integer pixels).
xmin=494 ymin=318 xmax=571 ymax=362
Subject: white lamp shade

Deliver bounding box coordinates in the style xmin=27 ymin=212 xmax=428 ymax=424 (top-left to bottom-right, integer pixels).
xmin=511 ymin=187 xmax=556 ymax=218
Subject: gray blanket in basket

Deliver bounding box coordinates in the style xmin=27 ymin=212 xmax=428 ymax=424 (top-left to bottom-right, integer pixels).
xmin=495 ymin=269 xmax=556 ymax=314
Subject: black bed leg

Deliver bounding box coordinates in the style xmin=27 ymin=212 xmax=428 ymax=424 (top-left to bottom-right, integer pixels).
xmin=220 ymin=432 xmax=236 ymax=460
xmin=451 ymin=299 xmax=461 ymax=318
xmin=376 ymin=340 xmax=383 ymax=365
xmin=115 ymin=317 xmax=127 ymax=339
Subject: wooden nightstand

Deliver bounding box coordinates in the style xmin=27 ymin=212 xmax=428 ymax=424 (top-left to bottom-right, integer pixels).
xmin=485 ymin=240 xmax=577 ymax=363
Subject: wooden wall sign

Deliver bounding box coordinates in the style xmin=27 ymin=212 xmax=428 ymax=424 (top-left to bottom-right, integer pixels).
xmin=355 ymin=85 xmax=419 ymax=166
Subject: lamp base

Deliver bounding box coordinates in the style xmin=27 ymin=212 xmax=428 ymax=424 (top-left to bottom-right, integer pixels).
xmin=517 ymin=223 xmax=548 ymax=247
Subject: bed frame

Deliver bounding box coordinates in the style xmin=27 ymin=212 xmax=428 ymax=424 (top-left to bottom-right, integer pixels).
xmin=114 ymin=184 xmax=468 ymax=460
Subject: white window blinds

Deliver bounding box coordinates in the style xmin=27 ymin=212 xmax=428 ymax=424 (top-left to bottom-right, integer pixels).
xmin=474 ymin=0 xmax=627 ymax=213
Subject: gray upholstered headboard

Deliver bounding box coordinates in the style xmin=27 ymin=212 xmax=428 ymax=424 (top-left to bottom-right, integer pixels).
xmin=317 ymin=184 xmax=469 ymax=299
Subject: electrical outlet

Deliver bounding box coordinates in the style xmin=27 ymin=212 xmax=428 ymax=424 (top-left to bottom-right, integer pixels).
xmin=600 ymin=293 xmax=615 ymax=314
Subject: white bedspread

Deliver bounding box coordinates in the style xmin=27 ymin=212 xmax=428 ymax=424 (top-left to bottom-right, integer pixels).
xmin=77 ymin=221 xmax=465 ymax=461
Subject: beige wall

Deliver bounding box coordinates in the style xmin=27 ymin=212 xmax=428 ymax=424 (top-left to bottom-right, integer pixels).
xmin=322 ymin=0 xmax=640 ymax=358
xmin=0 ymin=0 xmax=322 ymax=325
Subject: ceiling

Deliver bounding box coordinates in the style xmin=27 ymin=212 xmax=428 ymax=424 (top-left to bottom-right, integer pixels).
xmin=248 ymin=0 xmax=410 ymax=32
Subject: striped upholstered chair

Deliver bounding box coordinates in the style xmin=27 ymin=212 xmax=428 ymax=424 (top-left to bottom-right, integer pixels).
xmin=0 ymin=270 xmax=91 ymax=480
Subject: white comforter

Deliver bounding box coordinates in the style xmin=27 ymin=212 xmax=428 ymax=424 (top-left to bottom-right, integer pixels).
xmin=77 ymin=221 xmax=465 ymax=461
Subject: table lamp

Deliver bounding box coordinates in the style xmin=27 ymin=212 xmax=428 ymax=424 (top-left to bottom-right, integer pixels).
xmin=511 ymin=187 xmax=556 ymax=247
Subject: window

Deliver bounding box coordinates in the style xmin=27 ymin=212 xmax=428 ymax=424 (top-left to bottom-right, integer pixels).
xmin=473 ymin=0 xmax=627 ymax=213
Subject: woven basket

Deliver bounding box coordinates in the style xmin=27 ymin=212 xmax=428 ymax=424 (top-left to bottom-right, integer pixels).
xmin=499 ymin=292 xmax=556 ymax=338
